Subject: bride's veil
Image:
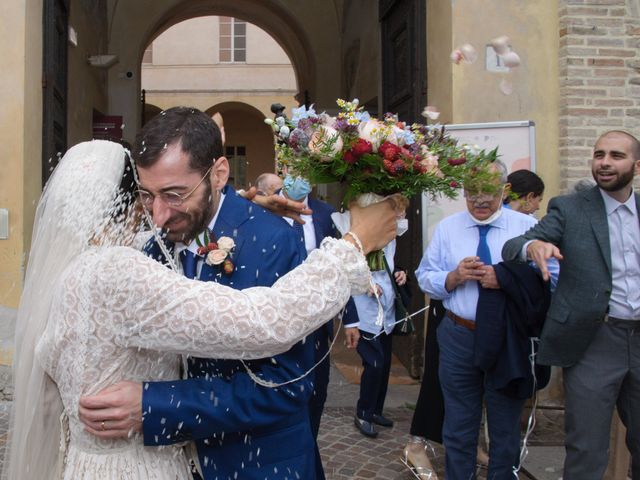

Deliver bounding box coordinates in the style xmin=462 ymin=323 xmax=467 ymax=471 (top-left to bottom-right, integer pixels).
xmin=4 ymin=140 xmax=130 ymax=479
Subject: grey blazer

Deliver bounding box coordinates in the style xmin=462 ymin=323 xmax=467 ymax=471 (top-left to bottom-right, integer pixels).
xmin=502 ymin=186 xmax=640 ymax=367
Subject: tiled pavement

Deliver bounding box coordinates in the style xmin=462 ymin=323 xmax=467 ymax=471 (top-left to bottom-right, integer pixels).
xmin=318 ymin=363 xmax=566 ymax=480
xmin=0 ymin=363 xmax=565 ymax=480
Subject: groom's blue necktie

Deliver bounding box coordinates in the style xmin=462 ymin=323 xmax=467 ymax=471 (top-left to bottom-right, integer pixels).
xmin=181 ymin=250 xmax=198 ymax=279
xmin=293 ymin=220 xmax=305 ymax=243
xmin=476 ymin=225 xmax=492 ymax=265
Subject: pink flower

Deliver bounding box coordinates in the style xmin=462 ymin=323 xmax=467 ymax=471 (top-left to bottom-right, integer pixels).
xmin=420 ymin=153 xmax=440 ymax=172
xmin=207 ymin=249 xmax=228 ymax=265
xmin=500 ymin=78 xmax=514 ymax=95
xmin=501 ymin=51 xmax=521 ymax=68
xmin=217 ymin=236 xmax=235 ymax=252
xmin=308 ymin=125 xmax=344 ymax=161
xmin=490 ymin=35 xmax=511 ymax=56
xmin=451 ymin=44 xmax=477 ymax=64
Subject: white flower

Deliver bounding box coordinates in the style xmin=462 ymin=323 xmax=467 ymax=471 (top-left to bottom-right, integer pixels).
xmin=422 ymin=106 xmax=440 ymax=120
xmin=308 ymin=125 xmax=344 ymax=161
xmin=459 ymin=43 xmax=478 ymax=63
xmin=490 ymin=35 xmax=511 ymax=56
xmin=501 ymin=51 xmax=521 ymax=68
xmin=207 ymin=249 xmax=228 ymax=265
xmin=358 ymin=119 xmax=388 ymax=152
xmin=217 ymin=236 xmax=235 ymax=252
xmin=279 ymin=126 xmax=291 ymax=138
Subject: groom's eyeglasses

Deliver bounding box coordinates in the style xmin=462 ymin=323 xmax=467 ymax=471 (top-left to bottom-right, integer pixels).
xmin=135 ymin=166 xmax=212 ymax=208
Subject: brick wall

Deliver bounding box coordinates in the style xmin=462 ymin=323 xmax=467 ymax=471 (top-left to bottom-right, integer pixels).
xmin=559 ymin=0 xmax=640 ymax=191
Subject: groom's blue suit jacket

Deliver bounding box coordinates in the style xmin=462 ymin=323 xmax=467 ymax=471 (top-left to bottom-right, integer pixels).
xmin=141 ymin=186 xmax=319 ymax=479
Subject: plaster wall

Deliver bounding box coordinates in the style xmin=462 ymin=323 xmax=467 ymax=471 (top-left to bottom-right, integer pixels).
xmin=142 ymin=65 xmax=297 ymax=91
xmin=449 ymin=0 xmax=561 ymax=200
xmin=425 ymin=1 xmax=453 ymax=122
xmin=221 ymin=108 xmax=279 ymax=188
xmin=144 ymin=93 xmax=297 ymax=121
xmin=0 ymin=0 xmax=43 ymax=309
xmin=153 ymin=17 xmax=216 ymax=65
xmin=67 ymin=0 xmax=110 ymax=145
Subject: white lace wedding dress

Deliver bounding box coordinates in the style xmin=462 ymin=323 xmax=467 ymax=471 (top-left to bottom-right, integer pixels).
xmin=35 ymin=238 xmax=368 ymax=479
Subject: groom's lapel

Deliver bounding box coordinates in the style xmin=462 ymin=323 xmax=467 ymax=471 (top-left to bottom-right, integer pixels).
xmin=143 ymin=234 xmax=175 ymax=267
xmin=199 ymin=185 xmax=250 ymax=283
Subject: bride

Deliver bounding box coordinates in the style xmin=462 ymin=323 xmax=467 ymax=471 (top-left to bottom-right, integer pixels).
xmin=5 ymin=140 xmax=397 ymax=480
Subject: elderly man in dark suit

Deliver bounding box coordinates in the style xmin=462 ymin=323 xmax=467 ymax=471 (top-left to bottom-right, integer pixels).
xmin=502 ymin=130 xmax=640 ymax=480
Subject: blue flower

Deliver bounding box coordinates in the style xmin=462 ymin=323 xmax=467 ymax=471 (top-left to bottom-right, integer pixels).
xmin=397 ymin=128 xmax=416 ymax=146
xmin=354 ymin=110 xmax=371 ymax=123
xmin=291 ymin=105 xmax=318 ymax=126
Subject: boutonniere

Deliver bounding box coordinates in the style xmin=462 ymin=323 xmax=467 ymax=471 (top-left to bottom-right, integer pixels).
xmin=196 ymin=231 xmax=235 ymax=275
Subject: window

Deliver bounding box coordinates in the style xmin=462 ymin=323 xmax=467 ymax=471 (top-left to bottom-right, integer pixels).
xmin=225 ymin=145 xmax=247 ymax=189
xmin=219 ymin=17 xmax=246 ymax=63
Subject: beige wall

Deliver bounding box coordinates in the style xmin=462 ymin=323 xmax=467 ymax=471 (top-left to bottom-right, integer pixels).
xmin=153 ymin=17 xmax=216 ymax=65
xmin=67 ymin=0 xmax=110 ymax=145
xmin=220 ymin=108 xmax=279 ymax=189
xmin=448 ymin=0 xmax=561 ymax=200
xmin=144 ymin=92 xmax=297 ymax=121
xmin=0 ymin=0 xmax=43 ymax=309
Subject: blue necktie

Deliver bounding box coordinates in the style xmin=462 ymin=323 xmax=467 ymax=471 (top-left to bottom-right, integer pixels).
xmin=293 ymin=220 xmax=305 ymax=243
xmin=476 ymin=225 xmax=492 ymax=265
xmin=181 ymin=250 xmax=198 ymax=279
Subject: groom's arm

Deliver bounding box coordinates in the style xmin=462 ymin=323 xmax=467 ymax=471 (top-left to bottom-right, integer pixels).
xmin=141 ymin=225 xmax=311 ymax=445
xmin=142 ymin=342 xmax=315 ymax=445
xmin=79 ymin=225 xmax=307 ymax=439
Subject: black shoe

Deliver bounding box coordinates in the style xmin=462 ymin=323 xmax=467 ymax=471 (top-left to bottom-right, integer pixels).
xmin=371 ymin=413 xmax=394 ymax=428
xmin=354 ymin=415 xmax=378 ymax=438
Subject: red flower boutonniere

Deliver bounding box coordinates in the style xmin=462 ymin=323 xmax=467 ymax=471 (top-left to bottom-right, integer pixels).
xmin=195 ymin=231 xmax=235 ymax=275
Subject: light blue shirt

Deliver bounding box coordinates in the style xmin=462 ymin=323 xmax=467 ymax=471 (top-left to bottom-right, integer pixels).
xmin=600 ymin=189 xmax=640 ymax=319
xmin=347 ymin=240 xmax=397 ymax=335
xmin=416 ymin=208 xmax=547 ymax=321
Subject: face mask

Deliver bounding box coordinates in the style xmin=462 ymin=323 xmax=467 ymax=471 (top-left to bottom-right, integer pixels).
xmin=468 ymin=185 xmax=505 ymax=225
xmin=471 ymin=206 xmax=503 ymax=225
xmin=283 ymin=175 xmax=311 ymax=201
xmin=396 ymin=218 xmax=409 ymax=237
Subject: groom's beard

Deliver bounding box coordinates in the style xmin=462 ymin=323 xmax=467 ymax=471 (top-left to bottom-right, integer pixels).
xmin=164 ymin=182 xmax=215 ymax=243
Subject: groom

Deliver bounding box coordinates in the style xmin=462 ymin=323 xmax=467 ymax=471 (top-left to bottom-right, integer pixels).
xmin=79 ymin=107 xmax=322 ymax=479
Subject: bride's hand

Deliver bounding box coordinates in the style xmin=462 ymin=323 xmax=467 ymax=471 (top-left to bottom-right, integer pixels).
xmin=348 ymin=195 xmax=402 ymax=253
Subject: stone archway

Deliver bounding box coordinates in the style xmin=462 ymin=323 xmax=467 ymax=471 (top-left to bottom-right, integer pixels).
xmin=206 ymin=101 xmax=277 ymax=190
xmin=107 ymin=0 xmax=339 ymax=142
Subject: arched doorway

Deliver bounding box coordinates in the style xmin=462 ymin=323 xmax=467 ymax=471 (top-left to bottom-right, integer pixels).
xmin=206 ymin=102 xmax=277 ymax=190
xmin=106 ymin=0 xmax=336 ymax=140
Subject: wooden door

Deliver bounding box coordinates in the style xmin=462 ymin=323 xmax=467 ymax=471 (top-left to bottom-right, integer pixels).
xmin=380 ymin=0 xmax=426 ymax=376
xmin=42 ymin=0 xmax=69 ymax=185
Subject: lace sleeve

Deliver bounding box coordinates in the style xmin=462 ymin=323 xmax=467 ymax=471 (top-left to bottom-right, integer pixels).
xmin=97 ymin=239 xmax=369 ymax=359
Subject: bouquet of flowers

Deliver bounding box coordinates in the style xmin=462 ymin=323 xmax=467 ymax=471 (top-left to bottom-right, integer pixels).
xmin=267 ymin=98 xmax=498 ymax=269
